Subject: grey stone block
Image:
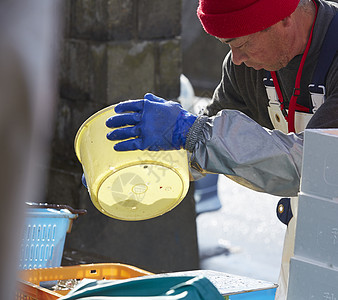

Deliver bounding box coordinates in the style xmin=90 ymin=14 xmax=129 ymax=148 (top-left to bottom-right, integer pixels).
xmin=69 ymin=0 xmax=136 ymax=41
xmin=138 ymin=0 xmax=181 ymax=39
xmin=51 ymin=98 xmax=104 ymax=165
xmin=60 ymin=40 xmax=126 ymax=104
xmin=106 ymin=41 xmax=156 ymax=103
xmin=61 ymin=0 xmax=71 ymax=38
xmin=301 ymin=129 xmax=338 ymax=200
xmin=156 ymin=39 xmax=181 ymax=99
xmin=88 ymin=43 xmax=108 ymax=104
xmin=60 ymin=40 xmax=90 ymax=101
xmin=295 ymin=194 xmax=338 ymax=267
xmin=70 ymin=0 xmax=107 ymax=40
xmin=288 ymin=257 xmax=338 ymax=300
xmin=106 ymin=0 xmax=136 ymax=40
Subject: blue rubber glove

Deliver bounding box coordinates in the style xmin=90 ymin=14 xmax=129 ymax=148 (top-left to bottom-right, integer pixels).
xmin=106 ymin=93 xmax=197 ymax=151
xmin=82 ymin=173 xmax=87 ymax=188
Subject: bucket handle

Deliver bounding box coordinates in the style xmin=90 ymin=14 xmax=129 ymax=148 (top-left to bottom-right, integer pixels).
xmin=25 ymin=202 xmax=87 ymax=216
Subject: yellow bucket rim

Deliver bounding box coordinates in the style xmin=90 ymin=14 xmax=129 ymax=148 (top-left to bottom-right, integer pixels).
xmin=74 ymin=104 xmax=115 ymax=164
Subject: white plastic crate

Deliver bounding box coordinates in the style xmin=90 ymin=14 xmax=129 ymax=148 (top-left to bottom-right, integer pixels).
xmin=288 ymin=257 xmax=338 ymax=300
xmin=295 ymin=193 xmax=338 ymax=267
xmin=301 ymin=129 xmax=338 ymax=200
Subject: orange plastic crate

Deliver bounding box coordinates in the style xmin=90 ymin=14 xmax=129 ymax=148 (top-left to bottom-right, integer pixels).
xmin=16 ymin=263 xmax=153 ymax=299
xmin=16 ymin=280 xmax=60 ymax=300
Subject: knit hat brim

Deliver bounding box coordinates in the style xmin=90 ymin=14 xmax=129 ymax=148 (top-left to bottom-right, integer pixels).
xmin=197 ymin=0 xmax=300 ymax=38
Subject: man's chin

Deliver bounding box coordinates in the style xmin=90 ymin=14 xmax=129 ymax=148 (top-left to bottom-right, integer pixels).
xmin=262 ymin=63 xmax=287 ymax=72
xmin=245 ymin=62 xmax=283 ymax=72
xmin=263 ymin=66 xmax=280 ymax=72
xmin=246 ymin=63 xmax=264 ymax=70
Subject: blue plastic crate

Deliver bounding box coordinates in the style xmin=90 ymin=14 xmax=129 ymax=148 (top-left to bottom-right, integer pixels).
xmin=228 ymin=288 xmax=277 ymax=299
xmin=19 ymin=205 xmax=80 ymax=270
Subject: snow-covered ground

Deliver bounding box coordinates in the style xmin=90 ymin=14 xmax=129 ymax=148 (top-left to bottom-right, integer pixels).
xmin=197 ymin=175 xmax=286 ymax=284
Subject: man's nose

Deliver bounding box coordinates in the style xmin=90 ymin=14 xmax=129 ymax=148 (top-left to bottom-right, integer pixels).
xmin=230 ymin=47 xmax=248 ymax=65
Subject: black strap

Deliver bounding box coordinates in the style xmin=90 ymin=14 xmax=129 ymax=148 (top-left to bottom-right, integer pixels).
xmin=276 ymin=198 xmax=293 ymax=226
xmin=263 ymin=71 xmax=273 ymax=87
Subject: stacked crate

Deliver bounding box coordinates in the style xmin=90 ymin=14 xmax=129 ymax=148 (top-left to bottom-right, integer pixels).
xmin=288 ymin=129 xmax=338 ymax=299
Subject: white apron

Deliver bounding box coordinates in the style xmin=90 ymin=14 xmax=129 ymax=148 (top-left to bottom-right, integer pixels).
xmin=266 ymin=84 xmax=321 ymax=300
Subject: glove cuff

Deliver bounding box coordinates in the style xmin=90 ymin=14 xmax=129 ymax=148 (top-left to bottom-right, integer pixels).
xmin=185 ymin=115 xmax=209 ymax=152
xmin=172 ymin=111 xmax=197 ymax=149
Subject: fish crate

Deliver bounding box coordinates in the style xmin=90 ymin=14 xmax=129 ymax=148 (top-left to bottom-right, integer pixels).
xmin=16 ymin=263 xmax=153 ymax=299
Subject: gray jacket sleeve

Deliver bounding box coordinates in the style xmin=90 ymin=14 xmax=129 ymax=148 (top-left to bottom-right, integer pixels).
xmin=185 ymin=110 xmax=304 ymax=197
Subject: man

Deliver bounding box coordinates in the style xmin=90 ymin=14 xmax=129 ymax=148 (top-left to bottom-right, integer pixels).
xmin=106 ymin=0 xmax=338 ymax=298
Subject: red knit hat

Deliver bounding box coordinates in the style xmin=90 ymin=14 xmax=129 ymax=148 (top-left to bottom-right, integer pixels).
xmin=197 ymin=0 xmax=300 ymax=38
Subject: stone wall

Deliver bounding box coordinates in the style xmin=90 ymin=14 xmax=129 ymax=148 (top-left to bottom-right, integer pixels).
xmin=45 ymin=0 xmax=199 ymax=273
xmin=181 ymin=0 xmax=230 ymax=97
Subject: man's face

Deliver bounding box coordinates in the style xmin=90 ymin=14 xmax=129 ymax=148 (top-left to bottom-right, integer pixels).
xmin=219 ymin=22 xmax=291 ymax=71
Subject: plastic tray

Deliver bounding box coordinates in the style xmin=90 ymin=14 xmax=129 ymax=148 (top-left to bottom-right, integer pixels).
xmin=17 ymin=263 xmax=153 ymax=299
xmin=19 ymin=203 xmax=86 ymax=270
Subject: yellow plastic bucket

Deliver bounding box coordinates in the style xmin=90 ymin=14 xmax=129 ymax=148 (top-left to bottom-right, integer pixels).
xmin=74 ymin=104 xmax=190 ymax=221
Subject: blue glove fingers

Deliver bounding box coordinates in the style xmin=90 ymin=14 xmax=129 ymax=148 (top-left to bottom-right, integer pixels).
xmin=106 ymin=126 xmax=140 ymax=141
xmin=106 ymin=113 xmax=141 ymax=128
xmin=144 ymin=93 xmax=166 ymax=103
xmin=114 ymin=100 xmax=144 ymax=114
xmin=114 ymin=138 xmax=143 ymax=151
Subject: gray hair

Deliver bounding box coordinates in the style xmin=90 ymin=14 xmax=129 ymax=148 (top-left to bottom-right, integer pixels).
xmin=297 ymin=0 xmax=315 ymax=13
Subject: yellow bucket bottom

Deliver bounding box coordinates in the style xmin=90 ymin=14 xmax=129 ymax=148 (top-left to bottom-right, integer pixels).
xmin=92 ymin=162 xmax=185 ymax=221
